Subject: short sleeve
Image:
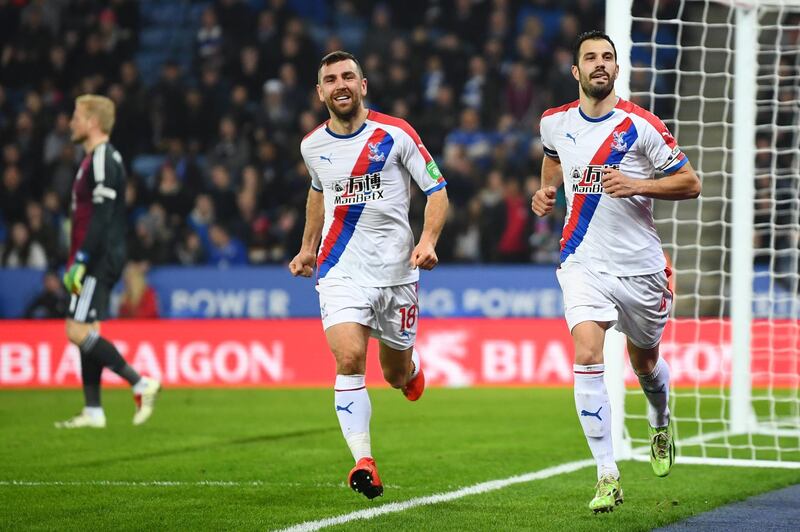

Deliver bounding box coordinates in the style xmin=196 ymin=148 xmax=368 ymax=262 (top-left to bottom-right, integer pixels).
xmin=639 ymin=117 xmax=688 ymax=174
xmin=398 ymin=122 xmax=446 ymax=195
xmin=300 ymin=144 xmax=323 ymax=191
xmin=539 ymin=115 xmax=559 ymax=160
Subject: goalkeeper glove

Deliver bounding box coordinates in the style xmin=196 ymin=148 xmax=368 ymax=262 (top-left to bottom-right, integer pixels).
xmin=63 ymin=252 xmax=88 ymax=295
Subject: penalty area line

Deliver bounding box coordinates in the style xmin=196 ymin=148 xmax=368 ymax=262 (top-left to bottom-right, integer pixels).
xmin=277 ymin=458 xmax=595 ymax=532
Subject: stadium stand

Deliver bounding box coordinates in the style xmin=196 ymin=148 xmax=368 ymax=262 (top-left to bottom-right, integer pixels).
xmin=0 ymin=0 xmax=607 ymax=275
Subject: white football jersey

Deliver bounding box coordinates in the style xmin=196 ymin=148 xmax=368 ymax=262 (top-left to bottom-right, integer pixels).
xmin=540 ymin=98 xmax=689 ymax=276
xmin=301 ymin=110 xmax=446 ymax=287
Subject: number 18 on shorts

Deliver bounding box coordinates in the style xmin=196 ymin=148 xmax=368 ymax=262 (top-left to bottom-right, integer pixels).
xmin=317 ymin=280 xmax=419 ymax=351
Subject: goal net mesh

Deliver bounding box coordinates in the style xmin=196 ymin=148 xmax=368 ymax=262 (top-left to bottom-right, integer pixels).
xmin=624 ymin=0 xmax=800 ymax=464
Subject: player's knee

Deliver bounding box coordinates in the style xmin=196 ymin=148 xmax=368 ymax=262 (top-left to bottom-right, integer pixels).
xmin=65 ymin=320 xmax=90 ymax=346
xmin=631 ymin=357 xmax=657 ymax=376
xmin=574 ymin=348 xmax=603 ymax=366
xmin=334 ymin=352 xmax=366 ymax=375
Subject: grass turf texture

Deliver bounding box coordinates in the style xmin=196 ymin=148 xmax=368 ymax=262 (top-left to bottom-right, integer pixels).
xmin=1 ymin=388 xmax=798 ymax=531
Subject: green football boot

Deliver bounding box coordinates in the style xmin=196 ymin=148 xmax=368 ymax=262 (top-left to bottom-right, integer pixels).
xmin=649 ymin=422 xmax=675 ymax=477
xmin=589 ymin=474 xmax=623 ymax=513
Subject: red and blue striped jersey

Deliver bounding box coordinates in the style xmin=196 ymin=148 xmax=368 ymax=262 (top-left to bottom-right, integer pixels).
xmin=301 ymin=110 xmax=446 ymax=286
xmin=540 ymin=98 xmax=688 ymax=275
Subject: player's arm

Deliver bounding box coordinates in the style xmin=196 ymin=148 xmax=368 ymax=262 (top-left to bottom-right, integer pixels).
xmin=603 ymin=117 xmax=702 ymax=200
xmin=64 ymin=152 xmax=120 ymax=293
xmin=411 ymin=187 xmax=448 ymax=270
xmin=288 ymin=187 xmax=324 ymax=277
xmin=531 ymin=155 xmax=563 ymax=217
xmin=601 ymin=161 xmax=701 ymax=200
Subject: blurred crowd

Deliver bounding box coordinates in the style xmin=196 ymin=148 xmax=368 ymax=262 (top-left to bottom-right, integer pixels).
xmin=0 ymin=0 xmax=615 ymax=274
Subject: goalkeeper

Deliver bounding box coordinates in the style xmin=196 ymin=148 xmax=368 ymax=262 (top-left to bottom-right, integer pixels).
xmin=56 ymin=95 xmax=160 ymax=429
xmin=532 ymin=31 xmax=701 ymax=513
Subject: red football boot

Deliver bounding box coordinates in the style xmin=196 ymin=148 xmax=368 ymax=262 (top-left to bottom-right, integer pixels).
xmin=402 ymin=367 xmax=425 ymax=401
xmin=348 ymin=457 xmax=384 ymax=499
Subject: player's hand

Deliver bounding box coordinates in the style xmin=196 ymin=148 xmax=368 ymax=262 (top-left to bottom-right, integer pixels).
xmin=288 ymin=250 xmax=316 ymax=277
xmin=63 ymin=261 xmax=87 ymax=295
xmin=410 ymin=240 xmax=438 ymax=270
xmin=601 ymin=167 xmax=640 ymax=198
xmin=531 ymin=186 xmax=557 ymax=216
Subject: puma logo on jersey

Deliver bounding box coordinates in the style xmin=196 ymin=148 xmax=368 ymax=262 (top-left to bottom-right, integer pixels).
xmin=320 ymin=153 xmax=334 ymax=164
xmin=566 ymin=132 xmax=578 ymax=144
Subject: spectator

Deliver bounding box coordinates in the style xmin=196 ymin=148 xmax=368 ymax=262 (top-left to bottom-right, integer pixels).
xmin=496 ymin=178 xmax=530 ymax=262
xmin=43 ymin=111 xmax=71 ymax=166
xmin=444 ymin=108 xmax=494 ymax=170
xmin=478 ymin=170 xmax=507 ymax=262
xmin=150 ymin=61 xmax=186 ymax=145
xmin=207 ymin=164 xmax=238 ymax=223
xmin=175 ymin=229 xmax=206 ymax=266
xmin=188 ymin=193 xmax=215 ymax=251
xmin=118 ymin=261 xmax=160 ymax=318
xmin=127 ymin=211 xmax=171 ymax=265
xmin=419 ymin=84 xmax=458 ymax=158
xmin=453 ymin=197 xmax=483 ymax=262
xmin=206 ymin=116 xmax=250 ymax=178
xmin=207 ymin=222 xmax=247 ymax=267
xmin=24 ymin=270 xmax=68 ymax=319
xmin=197 ymin=6 xmax=223 ymax=66
xmin=504 ymin=62 xmax=536 ymax=123
xmin=256 ymin=79 xmax=294 ymax=136
xmin=361 ymin=4 xmax=399 ymax=58
xmin=232 ymin=45 xmax=263 ymax=101
xmin=182 ymin=88 xmax=216 ymax=151
xmin=152 ymin=164 xmax=193 ymax=227
xmin=26 ymin=200 xmax=59 ymax=266
xmin=1 ymin=165 xmax=29 ymax=223
xmin=1 ymin=221 xmax=47 ymax=268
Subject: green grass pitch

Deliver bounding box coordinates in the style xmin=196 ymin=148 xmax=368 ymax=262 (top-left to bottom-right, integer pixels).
xmin=1 ymin=387 xmax=798 ymax=531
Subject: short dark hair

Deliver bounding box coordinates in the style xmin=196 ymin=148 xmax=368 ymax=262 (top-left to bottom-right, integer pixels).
xmin=572 ymin=30 xmax=617 ymax=66
xmin=318 ymin=50 xmax=364 ymax=83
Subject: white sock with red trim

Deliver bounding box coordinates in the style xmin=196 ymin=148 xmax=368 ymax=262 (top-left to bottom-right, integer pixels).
xmin=334 ymin=374 xmax=372 ymax=462
xmin=637 ymin=357 xmax=671 ymax=428
xmin=410 ymin=349 xmax=420 ymax=379
xmin=574 ymin=364 xmax=619 ymax=479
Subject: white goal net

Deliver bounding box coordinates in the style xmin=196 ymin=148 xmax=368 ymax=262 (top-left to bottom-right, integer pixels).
xmin=609 ymin=0 xmax=800 ymax=467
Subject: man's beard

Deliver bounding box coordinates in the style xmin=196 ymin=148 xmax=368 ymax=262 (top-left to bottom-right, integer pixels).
xmin=71 ymin=132 xmax=87 ymax=144
xmin=326 ymin=91 xmax=361 ymax=121
xmin=580 ymin=70 xmax=615 ymax=100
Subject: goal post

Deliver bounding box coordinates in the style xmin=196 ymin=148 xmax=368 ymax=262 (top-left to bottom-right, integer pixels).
xmin=730 ymin=4 xmax=757 ymax=436
xmin=605 ymin=0 xmax=800 ymax=468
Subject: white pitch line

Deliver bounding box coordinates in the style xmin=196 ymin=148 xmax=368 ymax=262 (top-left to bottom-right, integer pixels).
xmin=631 ymin=454 xmax=800 ymax=469
xmin=277 ymin=458 xmax=595 ymax=532
xmin=0 ymin=480 xmax=265 ymax=487
xmin=0 ymin=480 xmax=407 ymax=489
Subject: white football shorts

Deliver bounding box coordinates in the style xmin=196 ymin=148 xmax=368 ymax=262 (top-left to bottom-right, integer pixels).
xmin=316 ymin=279 xmax=419 ymax=351
xmin=556 ymin=261 xmax=673 ymax=349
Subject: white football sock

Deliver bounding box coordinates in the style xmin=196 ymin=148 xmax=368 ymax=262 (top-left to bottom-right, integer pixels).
xmin=334 ymin=374 xmax=372 ymax=462
xmin=83 ymin=406 xmax=105 ymax=420
xmin=410 ymin=349 xmax=420 ymax=379
xmin=132 ymin=377 xmax=149 ymax=394
xmin=574 ymin=364 xmax=618 ymax=479
xmin=637 ymin=357 xmax=671 ymax=428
